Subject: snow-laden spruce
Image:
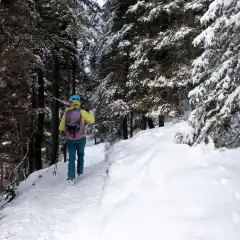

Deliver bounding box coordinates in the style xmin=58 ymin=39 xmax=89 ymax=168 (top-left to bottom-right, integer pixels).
xmin=185 ymin=0 xmax=240 ymax=147
xmin=93 ymin=0 xmax=209 ymax=142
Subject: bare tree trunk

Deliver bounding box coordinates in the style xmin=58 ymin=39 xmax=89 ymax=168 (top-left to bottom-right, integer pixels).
xmin=34 ymin=68 xmax=44 ymax=170
xmin=187 ymin=8 xmax=194 ymax=27
xmin=0 ymin=157 xmax=4 ymax=192
xmin=159 ymin=115 xmax=164 ymax=127
xmin=62 ymin=107 xmax=67 ymax=163
xmin=147 ymin=117 xmax=155 ymax=129
xmin=72 ymin=38 xmax=77 ymax=95
xmin=51 ymin=47 xmax=60 ymax=165
xmin=122 ymin=117 xmax=128 ymax=140
xmin=46 ymin=145 xmax=51 ymax=163
xmin=29 ymin=84 xmax=36 ymax=174
xmin=19 ymin=114 xmax=26 ymax=181
xmin=63 ymin=56 xmax=71 ymax=163
xmin=63 ymin=141 xmax=67 ymax=162
xmin=67 ymin=71 xmax=71 ymax=98
xmin=130 ymin=111 xmax=134 ymax=138
xmin=18 ymin=81 xmax=28 ymax=180
xmin=67 ymin=53 xmax=71 ymax=97
xmin=19 ymin=107 xmax=25 ymax=175
xmin=140 ymin=115 xmax=147 ymax=130
xmin=187 ymin=9 xmax=195 ymax=59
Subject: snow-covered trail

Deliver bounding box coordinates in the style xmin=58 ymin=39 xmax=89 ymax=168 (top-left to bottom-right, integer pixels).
xmin=1 ymin=122 xmax=240 ymax=240
xmin=0 ymin=143 xmax=107 ymax=240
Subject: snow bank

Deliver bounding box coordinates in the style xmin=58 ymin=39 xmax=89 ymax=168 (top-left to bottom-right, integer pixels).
xmin=1 ymin=122 xmax=240 ymax=240
xmin=99 ymin=122 xmax=240 ymax=240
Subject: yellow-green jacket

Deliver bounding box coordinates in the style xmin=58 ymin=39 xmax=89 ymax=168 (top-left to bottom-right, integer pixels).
xmin=59 ymin=107 xmax=95 ymax=133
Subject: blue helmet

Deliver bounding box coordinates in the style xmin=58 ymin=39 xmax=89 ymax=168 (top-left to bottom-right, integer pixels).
xmin=69 ymin=95 xmax=80 ymax=102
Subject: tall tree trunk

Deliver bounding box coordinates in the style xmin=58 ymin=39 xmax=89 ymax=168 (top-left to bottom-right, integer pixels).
xmin=67 ymin=70 xmax=71 ymax=98
xmin=19 ymin=84 xmax=26 ymax=178
xmin=140 ymin=115 xmax=147 ymax=130
xmin=159 ymin=115 xmax=164 ymax=127
xmin=63 ymin=142 xmax=67 ymax=162
xmin=34 ymin=68 xmax=44 ymax=170
xmin=72 ymin=38 xmax=77 ymax=95
xmin=67 ymin=53 xmax=71 ymax=97
xmin=51 ymin=47 xmax=60 ymax=165
xmin=29 ymin=84 xmax=36 ymax=174
xmin=62 ymin=108 xmax=67 ymax=163
xmin=19 ymin=114 xmax=26 ymax=180
xmin=122 ymin=117 xmax=128 ymax=140
xmin=28 ymin=136 xmax=34 ymax=174
xmin=147 ymin=117 xmax=155 ymax=129
xmin=187 ymin=9 xmax=195 ymax=59
xmin=130 ymin=111 xmax=134 ymax=138
xmin=0 ymin=157 xmax=4 ymax=192
xmin=64 ymin=56 xmax=71 ymax=162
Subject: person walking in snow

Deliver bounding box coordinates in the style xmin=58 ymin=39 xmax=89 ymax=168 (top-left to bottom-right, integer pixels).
xmin=59 ymin=95 xmax=95 ymax=183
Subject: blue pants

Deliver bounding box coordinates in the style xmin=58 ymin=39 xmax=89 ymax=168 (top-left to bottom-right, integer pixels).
xmin=67 ymin=137 xmax=86 ymax=179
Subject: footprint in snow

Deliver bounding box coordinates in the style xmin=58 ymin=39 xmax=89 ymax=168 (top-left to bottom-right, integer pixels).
xmin=234 ymin=192 xmax=240 ymax=201
xmin=231 ymin=212 xmax=240 ymax=224
xmin=220 ymin=177 xmax=228 ymax=186
xmin=217 ymin=165 xmax=226 ymax=173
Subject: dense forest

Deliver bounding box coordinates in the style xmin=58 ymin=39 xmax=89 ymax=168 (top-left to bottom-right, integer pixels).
xmin=0 ymin=0 xmax=101 ymax=194
xmin=1 ymin=0 xmax=240 ymax=198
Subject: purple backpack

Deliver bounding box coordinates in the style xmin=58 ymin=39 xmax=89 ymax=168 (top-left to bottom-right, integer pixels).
xmin=65 ymin=108 xmax=85 ymax=140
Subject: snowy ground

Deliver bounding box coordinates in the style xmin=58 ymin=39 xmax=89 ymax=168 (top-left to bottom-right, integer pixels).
xmin=1 ymin=121 xmax=240 ymax=240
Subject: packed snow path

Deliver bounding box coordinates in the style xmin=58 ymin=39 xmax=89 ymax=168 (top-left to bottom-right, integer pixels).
xmin=0 ymin=142 xmax=107 ymax=240
xmin=1 ymin=122 xmax=240 ymax=240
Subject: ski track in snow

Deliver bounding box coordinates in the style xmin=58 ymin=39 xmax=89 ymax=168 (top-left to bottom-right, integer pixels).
xmin=1 ymin=122 xmax=240 ymax=239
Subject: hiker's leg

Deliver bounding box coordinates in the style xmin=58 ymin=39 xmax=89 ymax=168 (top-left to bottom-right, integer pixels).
xmin=76 ymin=137 xmax=87 ymax=175
xmin=67 ymin=140 xmax=77 ymax=179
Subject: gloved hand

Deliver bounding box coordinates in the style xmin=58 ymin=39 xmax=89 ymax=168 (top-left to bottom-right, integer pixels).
xmin=91 ymin=110 xmax=97 ymax=118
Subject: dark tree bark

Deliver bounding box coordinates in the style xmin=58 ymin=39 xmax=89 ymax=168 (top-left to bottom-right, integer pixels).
xmin=51 ymin=47 xmax=60 ymax=165
xmin=67 ymin=53 xmax=71 ymax=97
xmin=61 ymin=109 xmax=67 ymax=163
xmin=187 ymin=9 xmax=195 ymax=59
xmin=67 ymin=70 xmax=71 ymax=98
xmin=0 ymin=157 xmax=3 ymax=192
xmin=147 ymin=117 xmax=155 ymax=129
xmin=1 ymin=0 xmax=14 ymax=5
xmin=140 ymin=115 xmax=147 ymax=130
xmin=159 ymin=115 xmax=164 ymax=127
xmin=122 ymin=117 xmax=128 ymax=140
xmin=29 ymin=84 xmax=36 ymax=174
xmin=63 ymin=141 xmax=67 ymax=162
xmin=19 ymin=82 xmax=27 ymax=177
xmin=19 ymin=114 xmax=26 ymax=179
xmin=130 ymin=111 xmax=134 ymax=138
xmin=29 ymin=136 xmax=34 ymax=174
xmin=34 ymin=68 xmax=44 ymax=170
xmin=187 ymin=8 xmax=194 ymax=27
xmin=72 ymin=38 xmax=77 ymax=95
xmin=63 ymin=56 xmax=71 ymax=162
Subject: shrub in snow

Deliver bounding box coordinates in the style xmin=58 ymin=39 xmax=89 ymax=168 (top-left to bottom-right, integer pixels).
xmin=187 ymin=0 xmax=240 ymax=147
